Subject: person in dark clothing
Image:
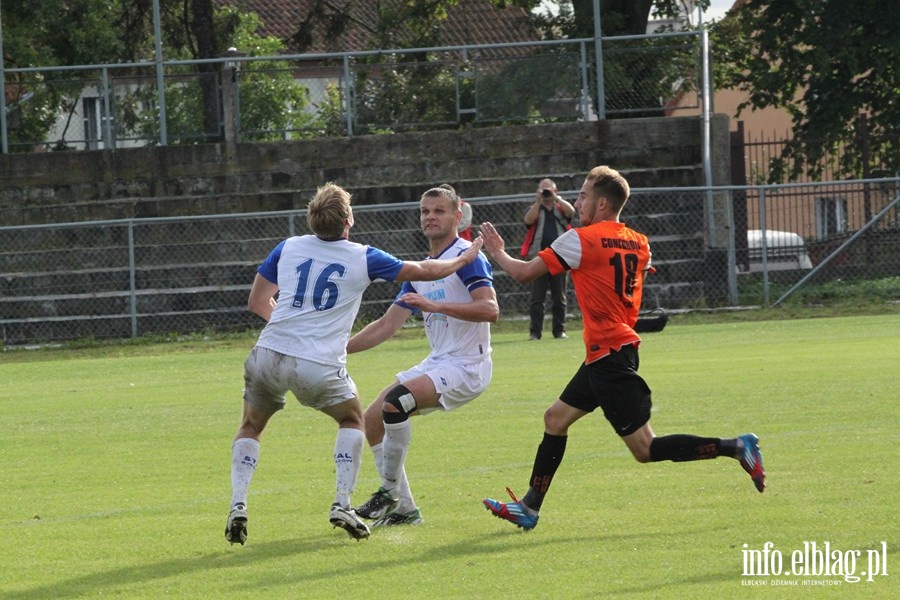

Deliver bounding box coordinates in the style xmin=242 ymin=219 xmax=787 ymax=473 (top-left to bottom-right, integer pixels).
xmin=520 ymin=178 xmax=575 ymax=340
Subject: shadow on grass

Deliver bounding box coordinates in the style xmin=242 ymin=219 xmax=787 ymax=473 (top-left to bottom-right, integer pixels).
xmin=7 ymin=524 xmax=734 ymax=598
xmin=601 ymin=570 xmax=741 ymax=596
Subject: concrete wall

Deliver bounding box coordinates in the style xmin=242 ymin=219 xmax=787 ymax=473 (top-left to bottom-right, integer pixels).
xmin=0 ymin=116 xmax=730 ymax=226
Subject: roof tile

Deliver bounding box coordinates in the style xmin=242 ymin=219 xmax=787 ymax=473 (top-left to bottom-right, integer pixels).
xmin=216 ymin=0 xmax=537 ymax=53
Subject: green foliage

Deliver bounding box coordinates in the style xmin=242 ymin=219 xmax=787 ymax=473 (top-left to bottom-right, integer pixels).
xmin=4 ymin=83 xmax=63 ymax=152
xmin=2 ymin=1 xmax=714 ymax=145
xmin=605 ymin=35 xmax=701 ymax=117
xmin=318 ymin=54 xmax=462 ymax=135
xmin=532 ymin=1 xmax=711 ymax=38
xmin=313 ymin=0 xmax=710 ymax=132
xmin=4 ymin=316 xmax=898 ymax=596
xmin=788 ymin=275 xmax=900 ymax=306
xmin=118 ymin=7 xmax=316 ymax=144
xmin=313 ymin=83 xmax=351 ymax=137
xmin=2 ymin=1 xmax=313 ymax=148
xmin=1 ymin=1 xmax=128 ymax=68
xmin=712 ymin=0 xmax=899 ymax=181
xmin=532 ymin=1 xmax=709 ymax=119
xmin=1 ymin=0 xmax=218 ymax=148
xmin=1 ymin=1 xmax=131 ymax=150
xmin=228 ymin=12 xmax=319 ymax=142
xmin=292 ymin=0 xmax=542 ymax=52
xmin=237 ymin=66 xmax=317 ymax=142
xmin=294 ymin=1 xmax=535 ymax=133
xmin=475 ymin=50 xmax=582 ymax=123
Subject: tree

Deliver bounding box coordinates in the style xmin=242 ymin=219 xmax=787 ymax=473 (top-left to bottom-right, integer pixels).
xmin=302 ymin=1 xmax=708 ymax=130
xmin=121 ymin=7 xmax=316 ymax=144
xmin=571 ymin=0 xmax=652 ymax=37
xmin=1 ymin=1 xmax=133 ymax=149
xmin=1 ymin=0 xmax=313 ymax=149
xmin=294 ymin=1 xmax=543 ymax=134
xmin=289 ymin=1 xmax=708 ymax=49
xmin=531 ymin=1 xmax=711 ymax=118
xmin=714 ymin=0 xmax=899 ymax=181
xmin=190 ymin=0 xmax=221 ymax=140
xmin=291 ymin=1 xmax=541 ymax=53
xmin=532 ymin=1 xmax=710 ymax=38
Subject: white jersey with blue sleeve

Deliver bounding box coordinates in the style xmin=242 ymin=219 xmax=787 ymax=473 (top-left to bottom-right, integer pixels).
xmin=255 ymin=235 xmax=404 ymax=366
xmin=395 ymin=237 xmax=493 ymax=363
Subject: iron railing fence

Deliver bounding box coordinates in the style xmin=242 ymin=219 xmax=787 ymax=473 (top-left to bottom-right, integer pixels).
xmin=2 ymin=179 xmax=897 ymax=347
xmin=738 ymin=178 xmax=900 ymax=305
xmin=2 ymin=32 xmax=702 ymax=152
xmin=738 ymin=115 xmax=898 ymax=185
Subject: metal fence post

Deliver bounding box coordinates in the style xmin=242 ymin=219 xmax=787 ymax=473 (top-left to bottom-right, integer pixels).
xmin=0 ymin=4 xmax=8 ymax=154
xmin=758 ymin=187 xmax=769 ymax=305
xmin=593 ymin=1 xmax=606 ymax=120
xmin=701 ymin=27 xmax=715 ymax=247
xmin=455 ymin=47 xmax=474 ymax=124
xmin=343 ymin=55 xmax=353 ymax=137
xmin=152 ymin=0 xmax=168 ymax=145
xmin=726 ymin=189 xmax=738 ymax=304
xmin=101 ymin=67 xmax=114 ymax=149
xmin=220 ymin=48 xmax=246 ymax=151
xmin=578 ymin=41 xmax=590 ymax=119
xmin=128 ymin=220 xmax=138 ymax=338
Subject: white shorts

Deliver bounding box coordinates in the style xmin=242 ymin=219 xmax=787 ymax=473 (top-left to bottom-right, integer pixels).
xmin=396 ymin=357 xmax=492 ymax=414
xmin=243 ymin=346 xmax=358 ymax=413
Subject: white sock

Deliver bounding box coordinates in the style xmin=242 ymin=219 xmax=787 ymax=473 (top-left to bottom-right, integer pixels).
xmin=371 ymin=442 xmax=384 ymax=477
xmin=231 ymin=438 xmax=260 ymax=507
xmin=334 ymin=427 xmax=364 ymax=509
xmin=395 ymin=468 xmax=416 ymax=513
xmin=381 ymin=420 xmax=412 ymax=497
xmin=372 ymin=440 xmax=416 ymax=512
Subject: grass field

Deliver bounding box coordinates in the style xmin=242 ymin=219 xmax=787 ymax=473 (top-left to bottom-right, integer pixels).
xmin=3 ymin=314 xmax=898 ymax=599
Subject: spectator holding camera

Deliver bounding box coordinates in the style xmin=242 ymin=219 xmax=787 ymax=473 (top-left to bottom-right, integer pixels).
xmin=520 ymin=178 xmax=575 ymax=340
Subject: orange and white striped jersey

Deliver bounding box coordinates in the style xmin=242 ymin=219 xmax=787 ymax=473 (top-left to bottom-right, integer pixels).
xmin=538 ymin=221 xmax=652 ymax=364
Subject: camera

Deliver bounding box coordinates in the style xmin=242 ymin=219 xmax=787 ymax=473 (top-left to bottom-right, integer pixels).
xmin=541 ymin=189 xmax=553 ymax=198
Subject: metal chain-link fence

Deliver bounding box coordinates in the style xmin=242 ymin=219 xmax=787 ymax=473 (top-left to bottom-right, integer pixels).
xmin=2 ymin=179 xmax=898 ymax=346
xmin=4 ymin=33 xmax=702 ymax=151
xmin=738 ymin=178 xmax=900 ymax=305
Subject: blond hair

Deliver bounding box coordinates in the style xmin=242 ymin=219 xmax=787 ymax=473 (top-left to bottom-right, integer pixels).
xmin=586 ymin=166 xmax=630 ymax=213
xmin=307 ymin=183 xmax=351 ymax=239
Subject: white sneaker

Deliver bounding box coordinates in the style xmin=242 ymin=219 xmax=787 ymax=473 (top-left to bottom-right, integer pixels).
xmin=329 ymin=504 xmax=371 ymax=540
xmin=225 ymin=503 xmax=248 ymax=545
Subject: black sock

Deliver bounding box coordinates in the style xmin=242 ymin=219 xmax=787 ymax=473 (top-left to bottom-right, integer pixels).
xmin=649 ymin=434 xmax=723 ymax=462
xmin=522 ymin=433 xmax=567 ymax=511
xmin=720 ymin=437 xmax=740 ymax=459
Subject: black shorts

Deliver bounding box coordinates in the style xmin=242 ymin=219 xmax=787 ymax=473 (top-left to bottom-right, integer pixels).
xmin=559 ymin=344 xmax=652 ymax=436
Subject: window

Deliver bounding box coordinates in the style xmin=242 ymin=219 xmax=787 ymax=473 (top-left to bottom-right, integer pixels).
xmin=82 ymin=97 xmax=101 ymax=150
xmin=815 ymin=197 xmax=847 ymax=238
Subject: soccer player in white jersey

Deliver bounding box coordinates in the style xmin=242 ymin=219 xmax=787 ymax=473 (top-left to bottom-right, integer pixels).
xmin=348 ymin=187 xmax=499 ymax=526
xmin=226 ymin=183 xmax=484 ymax=545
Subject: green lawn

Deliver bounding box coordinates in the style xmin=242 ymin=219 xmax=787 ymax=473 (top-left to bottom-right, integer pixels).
xmin=3 ymin=315 xmax=898 ymax=599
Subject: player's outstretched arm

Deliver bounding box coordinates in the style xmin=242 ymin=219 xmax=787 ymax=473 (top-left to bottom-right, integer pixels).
xmin=479 ymin=223 xmax=548 ymax=284
xmin=396 ymin=237 xmax=484 ymax=282
xmin=348 ymin=303 xmax=411 ymax=353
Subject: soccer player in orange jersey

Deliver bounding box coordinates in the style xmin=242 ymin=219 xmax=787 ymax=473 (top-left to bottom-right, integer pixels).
xmin=478 ymin=166 xmax=765 ymax=531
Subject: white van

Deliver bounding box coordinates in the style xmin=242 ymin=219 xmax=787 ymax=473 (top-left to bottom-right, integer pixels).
xmin=746 ymin=229 xmax=813 ymax=272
